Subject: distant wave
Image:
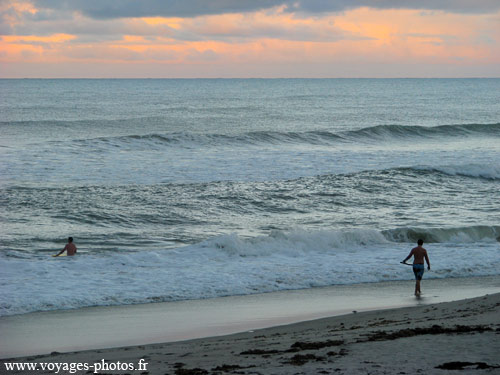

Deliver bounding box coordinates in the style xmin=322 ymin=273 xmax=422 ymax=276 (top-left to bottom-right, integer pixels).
xmin=79 ymin=130 xmax=340 ymax=149
xmin=315 ymin=164 xmax=500 ymax=182
xmin=346 ymin=123 xmax=500 ymax=139
xmin=410 ymin=164 xmax=500 ymax=181
xmin=0 ymin=117 xmax=167 ymax=127
xmin=70 ymin=122 xmax=500 ymax=150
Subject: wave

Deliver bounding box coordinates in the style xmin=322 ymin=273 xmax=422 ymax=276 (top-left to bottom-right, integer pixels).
xmin=347 ymin=123 xmax=500 ymax=140
xmin=410 ymin=164 xmax=500 ymax=180
xmin=1 ymin=226 xmax=499 ymax=316
xmin=201 ymin=229 xmax=390 ymax=257
xmin=79 ymin=130 xmax=341 ymax=149
xmin=383 ymin=226 xmax=500 ymax=244
xmin=71 ymin=122 xmax=500 ymax=150
xmin=0 ymin=117 xmax=167 ymax=127
xmin=202 ymin=226 xmax=500 ymax=258
xmin=317 ymin=164 xmax=500 ymax=182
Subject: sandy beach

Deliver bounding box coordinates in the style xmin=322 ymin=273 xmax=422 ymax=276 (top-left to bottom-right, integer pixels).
xmin=2 ymin=284 xmax=499 ymax=374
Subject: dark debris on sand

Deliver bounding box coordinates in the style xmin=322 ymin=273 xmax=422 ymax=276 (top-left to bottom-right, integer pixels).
xmin=290 ymin=340 xmax=344 ymax=350
xmin=239 ymin=349 xmax=280 ymax=356
xmin=360 ymin=325 xmax=492 ymax=342
xmin=174 ymin=367 xmax=208 ymax=375
xmin=240 ymin=339 xmax=345 ymax=357
xmin=173 ymin=362 xmax=255 ymax=375
xmin=435 ymin=361 xmax=500 ymax=370
xmin=327 ymin=349 xmax=349 ymax=357
xmin=284 ymin=353 xmax=325 ymax=366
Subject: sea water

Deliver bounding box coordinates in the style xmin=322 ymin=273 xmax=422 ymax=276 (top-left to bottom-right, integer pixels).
xmin=0 ymin=78 xmax=499 ymax=316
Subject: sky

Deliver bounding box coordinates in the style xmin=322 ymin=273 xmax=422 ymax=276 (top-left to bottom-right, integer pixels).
xmin=1 ymin=0 xmax=499 ymax=78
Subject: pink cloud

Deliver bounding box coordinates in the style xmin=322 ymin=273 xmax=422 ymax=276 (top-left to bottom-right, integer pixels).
xmin=1 ymin=4 xmax=499 ymax=77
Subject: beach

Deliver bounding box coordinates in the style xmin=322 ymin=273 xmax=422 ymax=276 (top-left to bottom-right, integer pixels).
xmin=1 ymin=294 xmax=499 ymax=375
xmin=1 ymin=276 xmax=500 ymax=374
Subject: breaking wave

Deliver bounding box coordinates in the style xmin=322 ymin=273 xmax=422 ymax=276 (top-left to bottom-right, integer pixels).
xmin=1 ymin=226 xmax=499 ymax=316
xmin=200 ymin=226 xmax=500 ymax=258
xmin=383 ymin=226 xmax=500 ymax=244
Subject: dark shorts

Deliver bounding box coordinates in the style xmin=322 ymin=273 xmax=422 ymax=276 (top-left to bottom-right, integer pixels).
xmin=413 ymin=264 xmax=425 ymax=280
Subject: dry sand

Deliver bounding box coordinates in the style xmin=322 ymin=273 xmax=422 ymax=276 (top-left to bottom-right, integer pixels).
xmin=2 ymin=292 xmax=499 ymax=375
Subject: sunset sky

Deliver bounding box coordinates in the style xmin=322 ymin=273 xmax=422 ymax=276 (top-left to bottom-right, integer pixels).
xmin=1 ymin=0 xmax=499 ymax=78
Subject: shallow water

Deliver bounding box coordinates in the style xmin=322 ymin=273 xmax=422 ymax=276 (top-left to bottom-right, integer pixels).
xmin=1 ymin=79 xmax=499 ymax=316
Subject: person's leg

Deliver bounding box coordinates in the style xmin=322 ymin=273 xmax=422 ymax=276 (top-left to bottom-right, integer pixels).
xmin=418 ymin=267 xmax=424 ymax=294
xmin=413 ymin=265 xmax=424 ymax=295
xmin=413 ymin=266 xmax=420 ymax=295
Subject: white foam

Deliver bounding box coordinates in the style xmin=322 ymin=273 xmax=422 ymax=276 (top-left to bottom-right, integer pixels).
xmin=200 ymin=229 xmax=389 ymax=257
xmin=384 ymin=225 xmax=500 ymax=243
xmin=1 ymin=229 xmax=499 ymax=317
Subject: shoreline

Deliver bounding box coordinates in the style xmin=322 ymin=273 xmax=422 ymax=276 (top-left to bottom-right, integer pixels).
xmin=1 ymin=291 xmax=499 ymax=374
xmin=1 ymin=276 xmax=499 ymax=360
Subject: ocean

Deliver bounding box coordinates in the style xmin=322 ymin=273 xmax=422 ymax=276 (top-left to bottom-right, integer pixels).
xmin=1 ymin=78 xmax=499 ymax=317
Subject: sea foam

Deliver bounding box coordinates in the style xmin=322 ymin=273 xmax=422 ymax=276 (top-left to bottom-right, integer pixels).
xmin=1 ymin=227 xmax=498 ymax=317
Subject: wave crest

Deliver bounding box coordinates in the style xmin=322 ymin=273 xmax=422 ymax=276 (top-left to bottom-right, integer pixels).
xmin=201 ymin=229 xmax=389 ymax=257
xmin=383 ymin=226 xmax=500 ymax=244
xmin=74 ymin=122 xmax=500 ymax=150
xmin=201 ymin=226 xmax=500 ymax=258
xmin=411 ymin=164 xmax=500 ymax=180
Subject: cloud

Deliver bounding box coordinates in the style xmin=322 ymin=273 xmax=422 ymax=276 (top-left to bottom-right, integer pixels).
xmin=1 ymin=0 xmax=498 ymax=77
xmin=2 ymin=3 xmax=365 ymax=43
xmin=287 ymin=0 xmax=500 ymax=15
xmin=182 ymin=13 xmax=365 ymax=43
xmin=0 ymin=1 xmax=36 ymax=35
xmin=33 ymin=41 xmax=181 ymax=61
xmin=62 ymin=45 xmax=134 ymax=60
xmin=185 ymin=48 xmax=219 ymax=62
xmin=33 ymin=0 xmax=284 ymax=19
xmin=30 ymin=0 xmax=500 ymax=20
xmin=3 ymin=9 xmax=177 ymax=38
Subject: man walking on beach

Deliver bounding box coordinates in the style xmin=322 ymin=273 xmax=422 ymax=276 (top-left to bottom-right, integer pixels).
xmin=402 ymin=239 xmax=430 ymax=296
xmin=55 ymin=237 xmax=77 ymax=256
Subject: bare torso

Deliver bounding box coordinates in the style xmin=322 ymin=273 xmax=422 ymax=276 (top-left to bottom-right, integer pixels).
xmin=64 ymin=243 xmax=77 ymax=256
xmin=410 ymin=246 xmax=427 ymax=264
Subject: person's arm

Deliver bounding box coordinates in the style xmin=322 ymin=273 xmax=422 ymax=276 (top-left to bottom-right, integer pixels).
xmin=425 ymin=251 xmax=430 ymax=270
xmin=55 ymin=245 xmax=67 ymax=256
xmin=402 ymin=249 xmax=413 ymax=264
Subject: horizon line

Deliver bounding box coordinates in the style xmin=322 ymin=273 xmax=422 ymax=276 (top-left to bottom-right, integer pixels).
xmin=1 ymin=77 xmax=499 ymax=80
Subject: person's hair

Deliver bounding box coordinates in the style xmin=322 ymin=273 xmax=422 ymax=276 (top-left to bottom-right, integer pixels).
xmin=417 ymin=239 xmax=423 ymax=246
xmin=68 ymin=237 xmax=73 ymax=243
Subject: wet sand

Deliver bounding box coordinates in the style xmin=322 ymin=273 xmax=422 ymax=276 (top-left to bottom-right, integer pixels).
xmin=1 ymin=277 xmax=499 ymax=374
